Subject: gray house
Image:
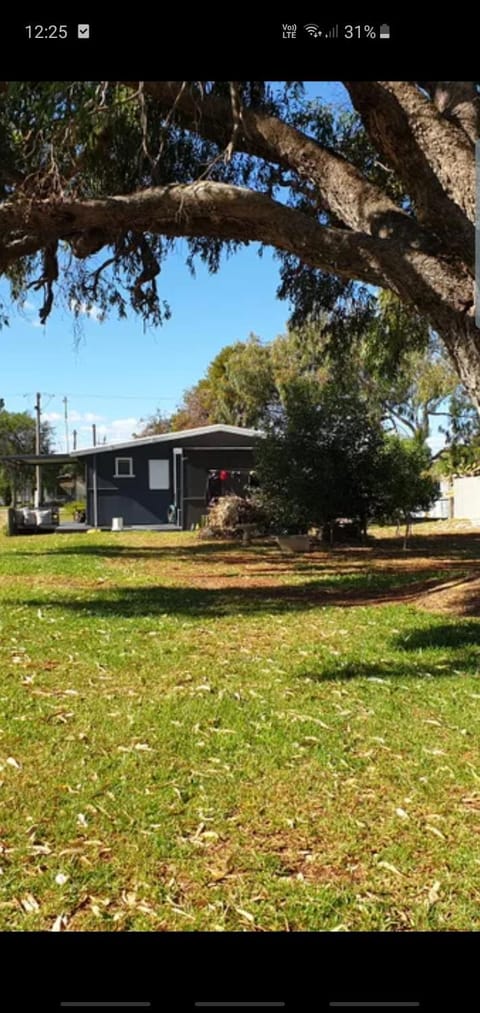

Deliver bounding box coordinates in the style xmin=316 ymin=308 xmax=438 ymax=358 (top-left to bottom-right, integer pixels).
xmin=76 ymin=424 xmax=260 ymax=530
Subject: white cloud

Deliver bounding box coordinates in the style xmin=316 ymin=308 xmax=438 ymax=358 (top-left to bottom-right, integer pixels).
xmin=73 ymin=416 xmax=139 ymax=448
xmin=45 ymin=409 xmax=105 ymax=426
xmin=67 ymin=409 xmax=84 ymax=424
xmin=68 ymin=409 xmax=105 ymax=424
xmin=69 ymin=299 xmax=103 ymax=322
xmin=105 ymin=417 xmax=140 ymax=443
xmin=45 ymin=412 xmax=140 ymax=451
xmin=84 ymin=411 xmax=105 ymax=424
xmin=43 ymin=411 xmax=63 ymax=423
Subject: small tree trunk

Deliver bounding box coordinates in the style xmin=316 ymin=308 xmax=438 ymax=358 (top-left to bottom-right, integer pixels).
xmin=403 ymin=516 xmax=411 ymax=550
xmin=6 ymin=507 xmax=16 ymax=536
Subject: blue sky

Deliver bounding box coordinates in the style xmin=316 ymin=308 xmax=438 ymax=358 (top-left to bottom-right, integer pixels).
xmin=1 ymin=244 xmax=297 ymax=450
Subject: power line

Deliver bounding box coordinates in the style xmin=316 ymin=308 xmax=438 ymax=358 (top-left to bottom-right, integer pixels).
xmin=12 ymin=392 xmax=177 ymax=401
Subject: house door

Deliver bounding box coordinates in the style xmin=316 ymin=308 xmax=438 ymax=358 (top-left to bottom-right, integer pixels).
xmin=173 ymin=449 xmax=183 ymax=527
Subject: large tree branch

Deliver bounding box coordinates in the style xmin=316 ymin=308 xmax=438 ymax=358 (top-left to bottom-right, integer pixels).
xmin=0 ymin=182 xmax=473 ymax=332
xmin=344 ymin=81 xmax=474 ymax=266
xmin=124 ymin=81 xmax=428 ymax=247
xmin=0 ymin=182 xmax=386 ymax=286
xmin=383 ymin=81 xmax=475 ymax=217
xmin=384 ymin=404 xmax=419 ymax=436
xmin=419 ymin=82 xmax=479 ymax=145
xmin=0 ymin=233 xmax=43 ymax=262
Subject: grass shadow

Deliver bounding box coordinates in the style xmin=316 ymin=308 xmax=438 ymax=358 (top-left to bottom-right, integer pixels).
xmin=392 ymin=623 xmax=480 ymax=650
xmin=296 ymin=654 xmax=478 ymax=682
xmin=8 ymin=571 xmax=478 ymax=619
xmin=296 ymin=618 xmax=480 ymax=683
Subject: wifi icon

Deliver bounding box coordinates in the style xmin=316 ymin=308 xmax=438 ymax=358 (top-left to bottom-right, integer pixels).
xmin=304 ymin=23 xmax=322 ymax=37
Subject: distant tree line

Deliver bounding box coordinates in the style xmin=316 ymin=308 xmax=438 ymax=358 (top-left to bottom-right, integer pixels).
xmin=0 ymin=399 xmax=57 ymax=504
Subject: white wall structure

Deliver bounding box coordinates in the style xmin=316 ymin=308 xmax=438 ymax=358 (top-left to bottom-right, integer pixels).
xmin=428 ymin=496 xmax=452 ymax=519
xmin=453 ymin=476 xmax=480 ymax=523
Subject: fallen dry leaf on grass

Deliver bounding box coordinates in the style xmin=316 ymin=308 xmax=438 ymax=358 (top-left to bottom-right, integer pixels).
xmin=30 ymin=843 xmax=52 ymax=856
xmin=235 ymin=906 xmax=255 ymax=923
xmin=377 ymin=861 xmax=403 ymax=877
xmin=207 ymin=861 xmax=234 ymax=884
xmin=426 ymin=881 xmax=442 ymax=908
xmin=121 ymin=890 xmax=137 ymax=907
xmin=461 ymin=795 xmax=480 ymax=810
xmin=425 ymin=825 xmax=446 ymax=840
xmin=20 ymin=893 xmax=40 ymax=913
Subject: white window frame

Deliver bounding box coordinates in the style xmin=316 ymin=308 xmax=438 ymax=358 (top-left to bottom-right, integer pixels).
xmin=114 ymin=456 xmax=135 ymax=478
xmin=148 ymin=459 xmax=170 ymax=490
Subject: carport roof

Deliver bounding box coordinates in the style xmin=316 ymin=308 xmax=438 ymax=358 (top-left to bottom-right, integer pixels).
xmin=0 ymin=453 xmax=72 ymax=465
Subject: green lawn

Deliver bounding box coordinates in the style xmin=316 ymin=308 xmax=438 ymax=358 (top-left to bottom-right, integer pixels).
xmin=1 ymin=526 xmax=480 ymax=931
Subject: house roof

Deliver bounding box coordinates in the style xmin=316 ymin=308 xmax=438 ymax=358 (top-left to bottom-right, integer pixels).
xmin=72 ymin=424 xmax=262 ymax=457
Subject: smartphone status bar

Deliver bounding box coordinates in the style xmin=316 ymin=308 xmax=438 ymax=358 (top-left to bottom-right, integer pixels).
xmin=281 ymin=23 xmax=391 ymax=39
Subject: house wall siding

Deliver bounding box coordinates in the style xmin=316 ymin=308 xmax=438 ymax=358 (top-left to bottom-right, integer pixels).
xmin=87 ymin=446 xmax=172 ymax=526
xmin=85 ymin=430 xmax=258 ymax=528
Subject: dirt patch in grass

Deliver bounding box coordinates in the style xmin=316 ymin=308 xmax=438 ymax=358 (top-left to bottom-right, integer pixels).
xmin=224 ymin=819 xmax=370 ymax=890
xmin=415 ymin=573 xmax=480 ymax=617
xmin=97 ymin=540 xmax=480 ymax=607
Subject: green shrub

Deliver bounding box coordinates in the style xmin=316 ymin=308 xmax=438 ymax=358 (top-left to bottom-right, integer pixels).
xmin=62 ymin=499 xmax=87 ymax=520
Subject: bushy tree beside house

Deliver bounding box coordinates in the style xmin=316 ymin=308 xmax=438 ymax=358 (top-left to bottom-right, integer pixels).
xmin=253 ymin=380 xmax=386 ymax=537
xmin=373 ymin=437 xmax=440 ymax=546
xmin=253 ymin=382 xmax=439 ymax=542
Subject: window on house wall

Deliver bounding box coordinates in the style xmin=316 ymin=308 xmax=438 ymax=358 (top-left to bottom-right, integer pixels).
xmin=114 ymin=457 xmax=134 ymax=478
xmin=148 ymin=459 xmax=169 ymax=489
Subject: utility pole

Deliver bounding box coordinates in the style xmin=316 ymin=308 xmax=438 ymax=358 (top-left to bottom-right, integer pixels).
xmin=63 ymin=396 xmax=69 ymax=453
xmin=73 ymin=429 xmax=77 ymax=452
xmin=34 ymin=392 xmax=42 ymax=508
xmin=92 ymin=424 xmax=97 ymax=447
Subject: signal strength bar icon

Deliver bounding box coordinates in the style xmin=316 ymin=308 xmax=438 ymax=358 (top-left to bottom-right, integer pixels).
xmin=304 ymin=23 xmax=322 ymax=37
xmin=325 ymin=24 xmax=339 ymax=38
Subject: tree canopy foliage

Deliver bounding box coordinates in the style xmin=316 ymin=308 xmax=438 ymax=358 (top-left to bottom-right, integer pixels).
xmin=251 ymin=378 xmax=439 ymax=537
xmin=138 ymin=295 xmax=474 ymax=458
xmin=0 ymin=81 xmax=478 ymax=408
xmin=373 ymin=437 xmax=440 ymax=539
xmin=253 ymin=379 xmax=386 ymax=535
xmin=0 ymin=399 xmax=54 ymax=503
